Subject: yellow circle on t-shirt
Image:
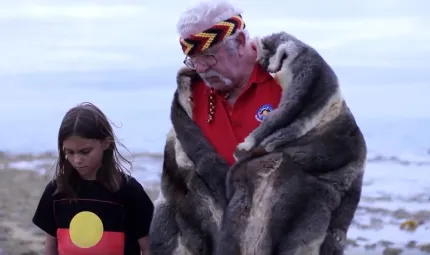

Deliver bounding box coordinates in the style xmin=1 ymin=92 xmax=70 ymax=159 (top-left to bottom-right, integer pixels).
xmin=69 ymin=211 xmax=103 ymax=248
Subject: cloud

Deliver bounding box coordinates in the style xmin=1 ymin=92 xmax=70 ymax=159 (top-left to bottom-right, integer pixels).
xmin=248 ymin=17 xmax=419 ymax=47
xmin=0 ymin=2 xmax=182 ymax=74
xmin=247 ymin=16 xmax=429 ymax=67
xmin=0 ymin=4 xmax=148 ymax=20
xmin=0 ymin=0 xmax=428 ymax=74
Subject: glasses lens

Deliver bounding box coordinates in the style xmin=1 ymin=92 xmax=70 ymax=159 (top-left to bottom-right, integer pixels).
xmin=184 ymin=55 xmax=217 ymax=70
xmin=184 ymin=58 xmax=195 ymax=69
xmin=207 ymin=55 xmax=216 ymax=67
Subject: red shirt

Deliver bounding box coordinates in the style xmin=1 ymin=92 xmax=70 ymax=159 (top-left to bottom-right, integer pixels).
xmin=192 ymin=63 xmax=282 ymax=165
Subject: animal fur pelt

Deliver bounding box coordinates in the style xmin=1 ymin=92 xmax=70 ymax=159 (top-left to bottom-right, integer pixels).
xmin=149 ymin=31 xmax=367 ymax=255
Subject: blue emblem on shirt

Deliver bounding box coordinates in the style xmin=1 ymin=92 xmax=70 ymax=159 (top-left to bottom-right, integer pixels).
xmin=255 ymin=104 xmax=273 ymax=122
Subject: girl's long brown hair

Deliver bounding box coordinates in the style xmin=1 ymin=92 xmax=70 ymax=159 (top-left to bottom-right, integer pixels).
xmin=53 ymin=102 xmax=132 ymax=198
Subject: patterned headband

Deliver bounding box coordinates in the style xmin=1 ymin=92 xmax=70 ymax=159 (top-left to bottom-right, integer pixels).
xmin=179 ymin=14 xmax=246 ymax=56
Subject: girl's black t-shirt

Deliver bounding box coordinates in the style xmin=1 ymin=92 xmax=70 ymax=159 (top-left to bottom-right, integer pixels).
xmin=32 ymin=174 xmax=154 ymax=255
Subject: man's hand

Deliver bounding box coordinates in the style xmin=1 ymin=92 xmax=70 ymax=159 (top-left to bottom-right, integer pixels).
xmin=233 ymin=145 xmax=267 ymax=162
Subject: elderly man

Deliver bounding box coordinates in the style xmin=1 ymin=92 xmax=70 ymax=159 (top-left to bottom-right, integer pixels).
xmin=149 ymin=1 xmax=366 ymax=255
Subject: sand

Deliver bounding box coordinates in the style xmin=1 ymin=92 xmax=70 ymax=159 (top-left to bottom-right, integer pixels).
xmin=0 ymin=167 xmax=48 ymax=255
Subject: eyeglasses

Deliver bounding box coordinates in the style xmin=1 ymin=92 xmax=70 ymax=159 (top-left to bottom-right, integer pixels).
xmin=183 ymin=54 xmax=217 ymax=70
xmin=183 ymin=42 xmax=224 ymax=70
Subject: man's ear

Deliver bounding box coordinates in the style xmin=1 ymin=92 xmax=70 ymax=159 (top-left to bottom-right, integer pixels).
xmin=236 ymin=31 xmax=247 ymax=56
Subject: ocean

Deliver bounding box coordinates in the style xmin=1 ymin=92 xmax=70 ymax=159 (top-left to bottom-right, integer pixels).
xmin=1 ymin=65 xmax=429 ymax=159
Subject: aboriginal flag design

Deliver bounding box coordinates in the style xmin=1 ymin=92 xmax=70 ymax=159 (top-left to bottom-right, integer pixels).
xmin=54 ymin=199 xmax=126 ymax=255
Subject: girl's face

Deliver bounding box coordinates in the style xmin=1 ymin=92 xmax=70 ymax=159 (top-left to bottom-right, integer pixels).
xmin=62 ymin=135 xmax=109 ymax=180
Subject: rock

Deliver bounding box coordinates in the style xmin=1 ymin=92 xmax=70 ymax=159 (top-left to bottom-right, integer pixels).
xmin=383 ymin=247 xmax=403 ymax=255
xmin=406 ymin=240 xmax=417 ymax=249
xmin=356 ymin=236 xmax=369 ymax=242
xmin=400 ymin=219 xmax=423 ymax=232
xmin=370 ymin=217 xmax=384 ymax=229
xmin=346 ymin=238 xmax=359 ymax=247
xmin=393 ymin=209 xmax=411 ymax=219
xmin=419 ymin=243 xmax=430 ymax=253
xmin=379 ymin=240 xmax=395 ymax=248
xmin=364 ymin=243 xmax=377 ymax=250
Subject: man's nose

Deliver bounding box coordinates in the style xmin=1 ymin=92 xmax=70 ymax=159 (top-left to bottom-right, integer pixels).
xmin=195 ymin=62 xmax=209 ymax=73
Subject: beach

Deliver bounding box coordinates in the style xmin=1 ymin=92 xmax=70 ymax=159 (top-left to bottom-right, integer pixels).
xmin=0 ymin=152 xmax=429 ymax=255
xmin=0 ymin=152 xmax=160 ymax=255
xmin=0 ymin=166 xmax=47 ymax=255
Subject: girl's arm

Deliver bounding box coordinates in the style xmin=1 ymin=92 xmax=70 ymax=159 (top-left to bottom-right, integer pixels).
xmin=44 ymin=233 xmax=58 ymax=255
xmin=123 ymin=177 xmax=154 ymax=254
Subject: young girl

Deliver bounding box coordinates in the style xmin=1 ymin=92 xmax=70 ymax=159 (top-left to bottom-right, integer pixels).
xmin=32 ymin=102 xmax=154 ymax=255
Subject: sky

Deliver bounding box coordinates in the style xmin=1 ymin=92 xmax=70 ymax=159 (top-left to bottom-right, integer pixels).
xmin=0 ymin=0 xmax=429 ymax=155
xmin=0 ymin=0 xmax=429 ymax=76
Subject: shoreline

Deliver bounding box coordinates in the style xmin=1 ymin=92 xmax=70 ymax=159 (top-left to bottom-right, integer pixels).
xmin=1 ymin=149 xmax=429 ymax=165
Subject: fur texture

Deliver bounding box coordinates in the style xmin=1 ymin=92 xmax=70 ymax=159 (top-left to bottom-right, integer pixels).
xmin=149 ymin=70 xmax=229 ymax=255
xmin=235 ymin=32 xmax=343 ymax=156
xmin=149 ymin=31 xmax=367 ymax=255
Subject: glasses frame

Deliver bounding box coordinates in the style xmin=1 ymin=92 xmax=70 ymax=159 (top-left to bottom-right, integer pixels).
xmin=182 ymin=42 xmax=225 ymax=70
xmin=183 ymin=55 xmax=218 ymax=70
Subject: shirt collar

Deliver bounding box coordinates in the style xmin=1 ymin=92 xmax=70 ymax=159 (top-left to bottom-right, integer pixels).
xmin=248 ymin=62 xmax=274 ymax=85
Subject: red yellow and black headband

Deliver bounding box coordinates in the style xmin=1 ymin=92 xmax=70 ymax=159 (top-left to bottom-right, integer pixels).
xmin=179 ymin=14 xmax=246 ymax=56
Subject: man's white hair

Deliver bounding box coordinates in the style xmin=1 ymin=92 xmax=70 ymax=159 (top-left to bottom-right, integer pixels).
xmin=177 ymin=0 xmax=247 ymax=39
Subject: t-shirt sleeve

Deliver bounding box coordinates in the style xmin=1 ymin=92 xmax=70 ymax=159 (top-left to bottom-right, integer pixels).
xmin=125 ymin=177 xmax=155 ymax=239
xmin=32 ymin=181 xmax=58 ymax=237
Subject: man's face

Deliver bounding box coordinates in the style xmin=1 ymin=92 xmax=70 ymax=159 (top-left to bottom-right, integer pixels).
xmin=188 ymin=42 xmax=240 ymax=91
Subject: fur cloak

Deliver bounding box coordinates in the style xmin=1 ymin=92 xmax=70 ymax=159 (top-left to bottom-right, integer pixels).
xmin=149 ymin=34 xmax=367 ymax=255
